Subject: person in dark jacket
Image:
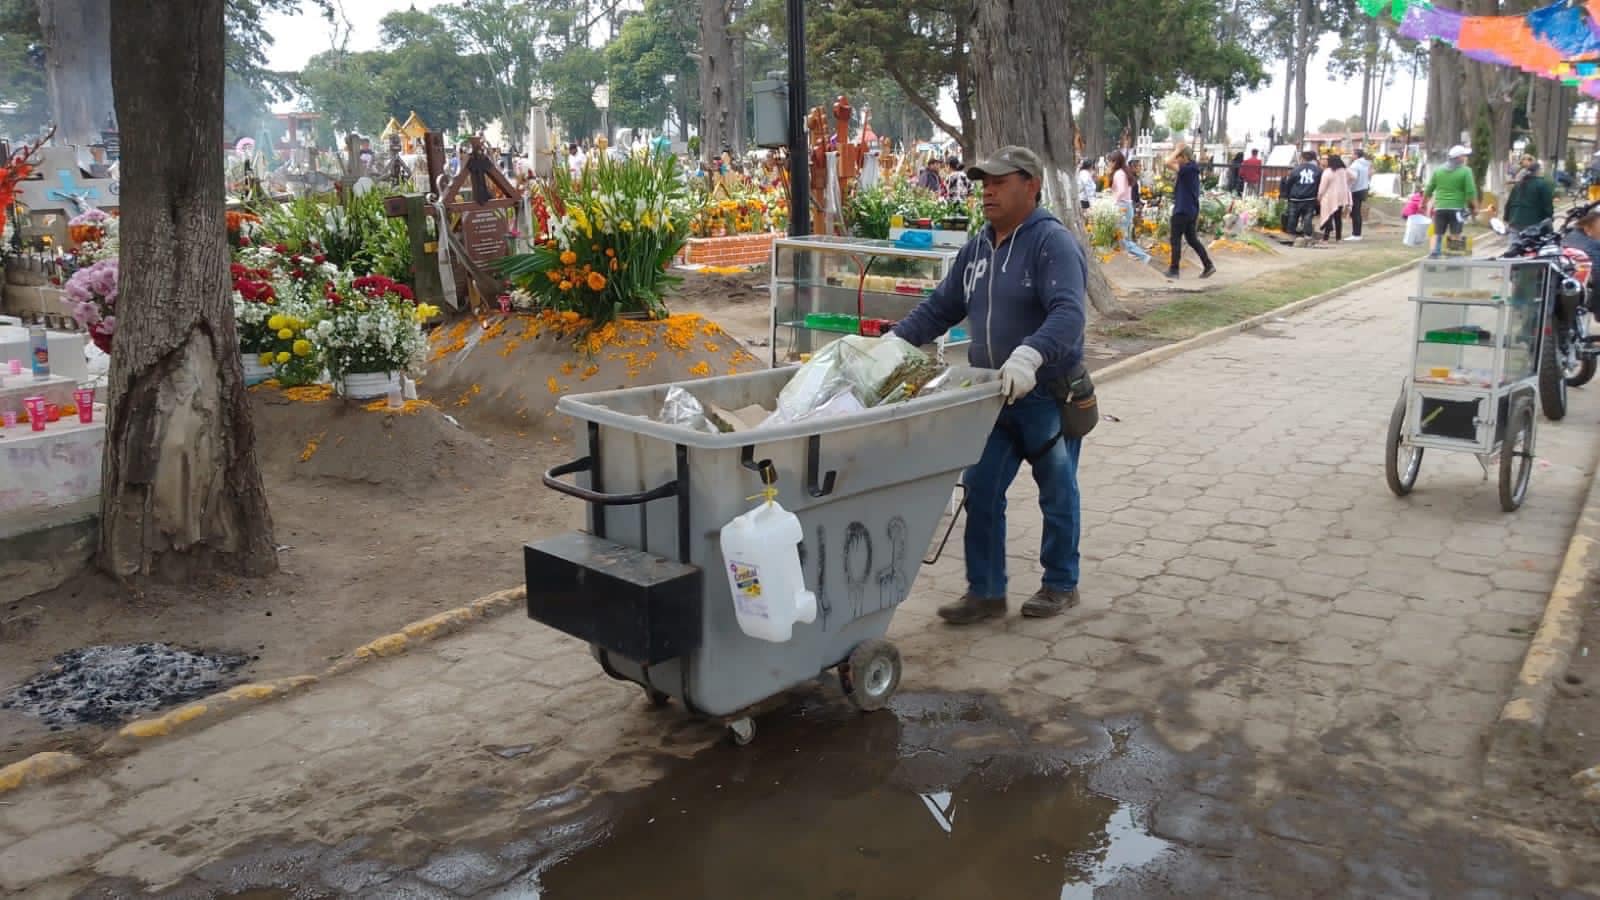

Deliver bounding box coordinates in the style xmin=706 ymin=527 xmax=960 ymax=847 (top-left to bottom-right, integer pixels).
xmin=1228 ymin=152 xmax=1245 ymax=196
xmin=1563 ymin=208 xmax=1600 ymax=312
xmin=1165 ymin=144 xmax=1215 ymax=278
xmin=893 ymin=144 xmax=1089 ymax=624
xmin=1505 ymin=157 xmax=1554 ymax=230
xmin=1285 ymin=150 xmax=1323 ymax=241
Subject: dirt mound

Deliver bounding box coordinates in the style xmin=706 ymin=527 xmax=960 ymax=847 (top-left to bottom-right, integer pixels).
xmin=422 ymin=311 xmax=765 ymax=430
xmin=251 ymin=384 xmax=495 ymax=491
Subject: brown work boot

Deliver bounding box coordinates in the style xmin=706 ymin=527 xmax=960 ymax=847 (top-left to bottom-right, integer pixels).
xmin=937 ymin=593 xmax=1007 ymax=625
xmin=1021 ymin=587 xmax=1080 ymax=618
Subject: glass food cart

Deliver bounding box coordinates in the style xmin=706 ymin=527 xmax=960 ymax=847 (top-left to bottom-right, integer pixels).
xmin=1385 ymin=258 xmax=1549 ymax=511
xmin=768 ymin=235 xmax=966 ymax=367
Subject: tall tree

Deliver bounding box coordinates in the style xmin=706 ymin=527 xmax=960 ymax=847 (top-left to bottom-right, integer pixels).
xmin=36 ymin=0 xmax=112 ymax=146
xmin=605 ymin=0 xmax=698 ymax=132
xmin=698 ymin=0 xmax=745 ymax=160
xmin=103 ymin=0 xmax=276 ymax=578
xmin=439 ymin=0 xmax=544 ymax=148
xmin=970 ymin=0 xmax=1124 ymax=318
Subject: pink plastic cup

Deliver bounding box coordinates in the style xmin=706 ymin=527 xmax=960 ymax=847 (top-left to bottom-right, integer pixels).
xmin=74 ymin=388 xmax=94 ymax=423
xmin=2 ymin=410 xmax=15 ymax=429
xmin=6 ymin=360 xmax=19 ymax=376
xmin=24 ymin=396 xmax=45 ymax=431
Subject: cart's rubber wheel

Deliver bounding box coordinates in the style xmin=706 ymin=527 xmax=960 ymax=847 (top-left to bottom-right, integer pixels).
xmin=1499 ymin=399 xmax=1535 ymax=512
xmin=1384 ymin=391 xmax=1423 ymax=497
xmin=840 ymin=639 xmax=902 ymax=712
xmin=1568 ymin=355 xmax=1598 ymax=388
xmin=728 ymin=717 xmax=756 ymax=746
xmin=1541 ymin=330 xmax=1569 ymax=420
xmin=645 ymin=688 xmax=671 ymax=708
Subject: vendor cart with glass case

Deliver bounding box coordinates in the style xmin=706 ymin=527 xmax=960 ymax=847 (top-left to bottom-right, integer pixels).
xmin=1385 ymin=258 xmax=1549 ymax=511
xmin=769 ymin=235 xmax=966 ymax=367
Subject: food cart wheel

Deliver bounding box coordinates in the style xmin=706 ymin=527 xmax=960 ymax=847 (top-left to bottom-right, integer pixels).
xmin=645 ymin=688 xmax=671 ymax=708
xmin=839 ymin=639 xmax=902 ymax=712
xmin=728 ymin=717 xmax=756 ymax=746
xmin=1384 ymin=391 xmax=1423 ymax=496
xmin=1499 ymin=399 xmax=1536 ymax=512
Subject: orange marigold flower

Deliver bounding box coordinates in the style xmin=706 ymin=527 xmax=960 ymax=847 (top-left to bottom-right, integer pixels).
xmin=559 ymin=249 xmax=578 ymax=266
xmin=605 ymin=247 xmax=616 ymax=257
xmin=609 ymin=259 xmax=619 ymax=271
xmin=586 ymin=272 xmax=607 ymax=291
xmin=559 ymin=280 xmax=573 ymax=291
xmin=689 ymin=361 xmax=711 ymax=377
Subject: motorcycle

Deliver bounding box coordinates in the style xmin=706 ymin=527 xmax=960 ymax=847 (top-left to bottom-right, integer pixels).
xmin=1490 ymin=205 xmax=1598 ymax=421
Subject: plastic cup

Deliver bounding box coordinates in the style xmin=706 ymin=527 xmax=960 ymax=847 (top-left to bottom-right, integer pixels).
xmin=2 ymin=410 xmax=15 ymax=429
xmin=24 ymin=397 xmax=45 ymax=431
xmin=386 ymin=385 xmax=404 ymax=409
xmin=7 ymin=359 xmax=19 ymax=376
xmin=74 ymin=388 xmax=94 ymax=423
xmin=44 ymin=402 xmax=59 ymax=422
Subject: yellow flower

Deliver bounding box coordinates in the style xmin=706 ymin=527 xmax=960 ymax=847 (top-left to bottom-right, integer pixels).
xmin=414 ymin=303 xmax=440 ymax=322
xmin=620 ymin=220 xmax=634 ymax=232
xmin=258 ymin=352 xmax=275 ymax=366
xmin=586 ymin=272 xmax=607 ymax=291
xmin=292 ymin=339 xmax=312 ymax=357
xmin=277 ymin=327 xmax=294 ymax=340
xmin=275 ymin=351 xmax=291 ymax=364
xmin=559 ymin=249 xmax=577 ymax=266
xmin=267 ymin=314 xmax=286 ymax=331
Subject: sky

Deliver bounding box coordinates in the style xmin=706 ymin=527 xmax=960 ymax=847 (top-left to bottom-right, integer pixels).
xmin=263 ymin=3 xmax=1430 ymax=143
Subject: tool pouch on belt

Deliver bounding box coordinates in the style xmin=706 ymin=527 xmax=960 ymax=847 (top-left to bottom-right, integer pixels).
xmin=1047 ymin=363 xmax=1098 ymax=439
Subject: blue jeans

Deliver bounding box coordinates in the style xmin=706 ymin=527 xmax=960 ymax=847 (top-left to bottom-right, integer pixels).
xmin=1117 ymin=201 xmax=1150 ymax=261
xmin=964 ymin=390 xmax=1082 ymax=598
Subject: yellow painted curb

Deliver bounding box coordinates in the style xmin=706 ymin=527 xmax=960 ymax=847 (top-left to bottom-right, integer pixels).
xmin=0 ymin=751 xmax=85 ymax=795
xmin=1486 ymin=450 xmax=1600 ymax=782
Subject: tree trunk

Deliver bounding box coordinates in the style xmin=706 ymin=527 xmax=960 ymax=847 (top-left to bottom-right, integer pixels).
xmin=1081 ymin=56 xmax=1108 ymax=159
xmin=1529 ymin=79 xmax=1574 ymax=171
xmin=103 ymin=0 xmax=277 ymax=580
xmin=1280 ymin=54 xmax=1293 ymax=142
xmin=1425 ymin=42 xmax=1464 ymax=159
xmin=1292 ymin=0 xmax=1314 ymax=144
xmin=37 ymin=0 xmax=114 ymax=148
xmin=969 ymin=0 xmax=1125 ymax=319
xmin=1359 ymin=18 xmax=1376 ymax=133
xmin=697 ymin=0 xmax=742 ymax=162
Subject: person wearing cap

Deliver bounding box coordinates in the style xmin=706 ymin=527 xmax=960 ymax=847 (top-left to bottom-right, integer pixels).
xmin=892 ymin=145 xmax=1089 ymax=624
xmin=1424 ymin=145 xmax=1478 ymax=258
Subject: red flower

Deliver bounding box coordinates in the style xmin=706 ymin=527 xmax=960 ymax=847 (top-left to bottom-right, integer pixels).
xmin=238 ymin=235 xmax=252 ymax=246
xmin=274 ymin=243 xmax=289 ymax=254
xmin=312 ymin=254 xmax=326 ymax=264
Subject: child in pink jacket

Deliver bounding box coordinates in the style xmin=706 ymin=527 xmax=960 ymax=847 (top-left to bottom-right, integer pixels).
xmin=1402 ymin=191 xmax=1424 ymax=218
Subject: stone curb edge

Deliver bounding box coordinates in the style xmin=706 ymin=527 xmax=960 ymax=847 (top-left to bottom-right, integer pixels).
xmin=1091 ymin=252 xmax=1426 ymax=384
xmin=0 ymin=586 xmax=527 ymax=797
xmin=0 ymin=254 xmax=1432 ymax=797
xmin=1484 ymin=453 xmax=1600 ymax=783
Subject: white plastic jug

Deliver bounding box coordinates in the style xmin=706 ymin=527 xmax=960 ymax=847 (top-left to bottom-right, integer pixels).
xmin=1404 ymin=214 xmax=1431 ymax=247
xmin=719 ymin=499 xmax=817 ymax=643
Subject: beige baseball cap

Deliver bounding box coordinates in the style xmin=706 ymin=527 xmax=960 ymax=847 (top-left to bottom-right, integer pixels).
xmin=967 ymin=145 xmax=1043 ymax=181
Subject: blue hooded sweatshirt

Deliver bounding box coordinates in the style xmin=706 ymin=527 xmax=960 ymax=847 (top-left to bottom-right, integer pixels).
xmin=893 ymin=207 xmax=1087 ymax=386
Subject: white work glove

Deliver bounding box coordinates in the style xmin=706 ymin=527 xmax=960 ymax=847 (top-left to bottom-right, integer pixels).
xmin=998 ymin=345 xmax=1044 ymax=404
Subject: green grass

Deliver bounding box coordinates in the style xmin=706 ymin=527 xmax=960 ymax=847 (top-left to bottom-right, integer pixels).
xmin=1105 ymin=244 xmax=1422 ymax=342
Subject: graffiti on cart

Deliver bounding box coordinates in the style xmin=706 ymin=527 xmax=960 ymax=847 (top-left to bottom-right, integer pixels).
xmin=842 ymin=522 xmax=873 ymax=620
xmin=876 ymin=517 xmax=909 ymax=611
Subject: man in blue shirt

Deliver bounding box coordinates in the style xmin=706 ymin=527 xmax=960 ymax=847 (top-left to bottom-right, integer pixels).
xmin=1164 ymin=145 xmax=1216 ymax=279
xmin=893 ymin=145 xmax=1089 ymax=623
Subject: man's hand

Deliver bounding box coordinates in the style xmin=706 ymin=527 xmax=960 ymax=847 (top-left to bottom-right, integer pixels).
xmin=999 ymin=345 xmax=1044 ymax=404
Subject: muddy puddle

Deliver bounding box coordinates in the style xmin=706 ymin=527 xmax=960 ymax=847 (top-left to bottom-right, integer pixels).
xmin=530 ymin=693 xmax=1172 ymax=899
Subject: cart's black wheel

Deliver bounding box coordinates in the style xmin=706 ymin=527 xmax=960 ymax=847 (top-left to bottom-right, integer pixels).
xmin=1540 ymin=329 xmax=1569 ymax=420
xmin=1567 ymin=355 xmax=1598 ymax=388
xmin=840 ymin=639 xmax=902 ymax=712
xmin=645 ymin=688 xmax=671 ymax=708
xmin=1500 ymin=399 xmax=1535 ymax=512
xmin=1384 ymin=391 xmax=1422 ymax=497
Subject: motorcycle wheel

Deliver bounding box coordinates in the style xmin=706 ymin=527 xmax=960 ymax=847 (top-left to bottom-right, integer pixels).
xmin=1540 ymin=328 xmax=1569 ymax=420
xmin=1568 ymin=356 xmax=1597 ymax=388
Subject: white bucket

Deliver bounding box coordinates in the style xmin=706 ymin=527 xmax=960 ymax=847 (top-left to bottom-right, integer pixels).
xmin=1404 ymin=214 xmax=1432 ymax=247
xmin=241 ymin=356 xmax=274 ymax=385
xmin=338 ymin=371 xmax=402 ymax=400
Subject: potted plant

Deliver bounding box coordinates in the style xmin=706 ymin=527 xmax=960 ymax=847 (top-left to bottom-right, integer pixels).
xmin=319 ymin=273 xmax=435 ymax=399
xmin=60 ymin=258 xmax=117 ymax=354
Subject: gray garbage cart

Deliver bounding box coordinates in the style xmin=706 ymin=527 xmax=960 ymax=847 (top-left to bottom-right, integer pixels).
xmin=524 ymin=365 xmax=1003 ymax=744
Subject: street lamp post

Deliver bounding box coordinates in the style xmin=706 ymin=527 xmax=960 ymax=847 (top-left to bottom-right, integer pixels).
xmin=592 ymin=83 xmax=611 ymax=144
xmin=786 ymin=0 xmax=809 ymax=236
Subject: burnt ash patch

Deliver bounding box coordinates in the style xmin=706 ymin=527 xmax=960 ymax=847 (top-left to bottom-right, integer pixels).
xmin=2 ymin=643 xmax=250 ymax=729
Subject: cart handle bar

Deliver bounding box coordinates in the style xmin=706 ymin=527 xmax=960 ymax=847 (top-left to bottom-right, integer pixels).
xmin=543 ymin=456 xmax=681 ymax=506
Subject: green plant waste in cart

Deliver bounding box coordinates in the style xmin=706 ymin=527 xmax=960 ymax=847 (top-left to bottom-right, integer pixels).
xmin=524 ymin=336 xmax=1003 ymax=745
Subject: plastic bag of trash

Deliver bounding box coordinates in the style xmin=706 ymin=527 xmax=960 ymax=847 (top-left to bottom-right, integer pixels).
xmin=658 ymin=385 xmax=719 ymax=432
xmin=769 ymin=335 xmax=939 ymax=426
